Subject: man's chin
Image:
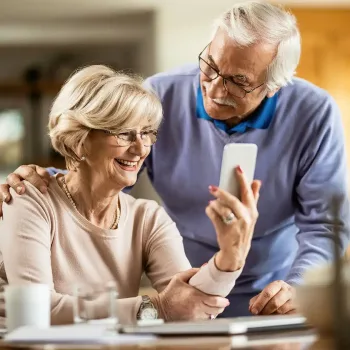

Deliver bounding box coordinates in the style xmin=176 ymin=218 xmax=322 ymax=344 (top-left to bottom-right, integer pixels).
xmin=204 ymin=101 xmax=237 ymax=121
xmin=205 ymin=107 xmax=236 ymax=121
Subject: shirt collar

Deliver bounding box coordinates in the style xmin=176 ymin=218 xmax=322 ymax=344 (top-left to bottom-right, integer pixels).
xmin=196 ymin=84 xmax=278 ymax=134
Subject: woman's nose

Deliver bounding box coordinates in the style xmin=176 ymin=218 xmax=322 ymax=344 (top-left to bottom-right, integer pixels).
xmin=129 ymin=136 xmax=147 ymax=156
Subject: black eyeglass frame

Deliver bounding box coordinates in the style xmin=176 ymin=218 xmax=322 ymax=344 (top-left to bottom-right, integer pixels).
xmin=198 ymin=43 xmax=266 ymax=99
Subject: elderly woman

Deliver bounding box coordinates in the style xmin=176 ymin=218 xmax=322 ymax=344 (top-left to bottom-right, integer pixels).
xmin=0 ymin=65 xmax=260 ymax=325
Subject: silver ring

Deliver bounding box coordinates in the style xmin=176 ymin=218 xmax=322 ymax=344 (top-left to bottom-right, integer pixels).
xmin=222 ymin=212 xmax=235 ymax=225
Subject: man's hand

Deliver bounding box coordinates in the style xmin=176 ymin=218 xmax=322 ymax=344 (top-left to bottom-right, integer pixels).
xmin=0 ymin=165 xmax=50 ymax=218
xmin=249 ymin=280 xmax=296 ymax=315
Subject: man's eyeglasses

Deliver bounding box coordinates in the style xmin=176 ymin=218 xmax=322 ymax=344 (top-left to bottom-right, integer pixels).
xmin=198 ymin=44 xmax=265 ymax=99
xmin=103 ymin=129 xmax=158 ymax=147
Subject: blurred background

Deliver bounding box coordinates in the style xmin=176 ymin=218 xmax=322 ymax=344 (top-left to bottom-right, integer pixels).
xmin=0 ymin=0 xmax=350 ymax=204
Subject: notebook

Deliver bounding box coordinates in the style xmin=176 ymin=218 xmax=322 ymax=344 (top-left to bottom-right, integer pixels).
xmin=5 ymin=323 xmax=156 ymax=344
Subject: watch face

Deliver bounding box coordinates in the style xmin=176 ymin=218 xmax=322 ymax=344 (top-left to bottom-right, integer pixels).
xmin=141 ymin=307 xmax=158 ymax=320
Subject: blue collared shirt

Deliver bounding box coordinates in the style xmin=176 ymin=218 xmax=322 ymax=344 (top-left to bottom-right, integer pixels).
xmin=196 ymin=85 xmax=278 ymax=133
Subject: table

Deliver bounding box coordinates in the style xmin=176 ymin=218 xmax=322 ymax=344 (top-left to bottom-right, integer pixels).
xmin=0 ymin=329 xmax=338 ymax=350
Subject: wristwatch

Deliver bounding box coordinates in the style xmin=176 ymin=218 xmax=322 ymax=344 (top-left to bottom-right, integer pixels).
xmin=136 ymin=295 xmax=158 ymax=320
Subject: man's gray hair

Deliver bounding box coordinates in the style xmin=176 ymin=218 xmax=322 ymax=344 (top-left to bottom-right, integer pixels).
xmin=212 ymin=1 xmax=301 ymax=91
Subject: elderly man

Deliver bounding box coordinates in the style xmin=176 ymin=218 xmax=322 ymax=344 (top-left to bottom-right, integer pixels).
xmin=1 ymin=1 xmax=349 ymax=317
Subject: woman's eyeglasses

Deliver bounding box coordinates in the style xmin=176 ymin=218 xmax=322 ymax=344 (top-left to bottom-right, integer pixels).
xmin=103 ymin=129 xmax=158 ymax=147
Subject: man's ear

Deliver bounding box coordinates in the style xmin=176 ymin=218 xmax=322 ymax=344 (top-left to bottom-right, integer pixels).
xmin=266 ymin=87 xmax=281 ymax=98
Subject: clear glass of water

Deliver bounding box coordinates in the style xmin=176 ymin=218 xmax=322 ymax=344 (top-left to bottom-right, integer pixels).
xmin=73 ymin=281 xmax=118 ymax=326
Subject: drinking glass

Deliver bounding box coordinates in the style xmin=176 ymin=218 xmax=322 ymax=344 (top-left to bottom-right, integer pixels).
xmin=73 ymin=281 xmax=118 ymax=326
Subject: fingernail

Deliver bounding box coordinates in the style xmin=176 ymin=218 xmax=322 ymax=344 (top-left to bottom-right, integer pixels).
xmin=251 ymin=308 xmax=258 ymax=315
xmin=201 ymin=262 xmax=208 ymax=267
xmin=40 ymin=187 xmax=47 ymax=193
xmin=16 ymin=186 xmax=23 ymax=194
xmin=226 ymin=301 xmax=230 ymax=306
xmin=237 ymin=166 xmax=243 ymax=174
xmin=209 ymin=185 xmax=218 ymax=192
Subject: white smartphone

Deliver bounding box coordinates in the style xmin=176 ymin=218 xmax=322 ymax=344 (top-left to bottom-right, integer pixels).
xmin=219 ymin=143 xmax=258 ymax=198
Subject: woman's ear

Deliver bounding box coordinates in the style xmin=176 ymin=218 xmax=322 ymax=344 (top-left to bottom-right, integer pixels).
xmin=76 ymin=145 xmax=87 ymax=161
xmin=78 ymin=132 xmax=92 ymax=160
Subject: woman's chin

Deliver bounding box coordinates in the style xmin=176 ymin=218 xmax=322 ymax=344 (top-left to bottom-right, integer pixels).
xmin=125 ymin=178 xmax=137 ymax=188
xmin=112 ymin=161 xmax=140 ymax=188
xmin=114 ymin=174 xmax=137 ymax=189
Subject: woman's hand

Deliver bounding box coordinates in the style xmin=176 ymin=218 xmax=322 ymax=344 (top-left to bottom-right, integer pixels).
xmin=206 ymin=166 xmax=261 ymax=272
xmin=152 ymin=268 xmax=230 ymax=321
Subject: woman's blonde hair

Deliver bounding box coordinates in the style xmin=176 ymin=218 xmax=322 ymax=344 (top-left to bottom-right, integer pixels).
xmin=48 ymin=65 xmax=162 ymax=170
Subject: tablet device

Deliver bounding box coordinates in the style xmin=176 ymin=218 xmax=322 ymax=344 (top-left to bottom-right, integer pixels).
xmin=219 ymin=143 xmax=258 ymax=198
xmin=119 ymin=315 xmax=308 ymax=336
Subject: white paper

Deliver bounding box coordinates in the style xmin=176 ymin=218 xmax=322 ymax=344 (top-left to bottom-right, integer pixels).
xmin=5 ymin=323 xmax=157 ymax=344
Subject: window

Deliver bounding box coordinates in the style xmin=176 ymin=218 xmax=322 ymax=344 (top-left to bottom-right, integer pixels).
xmin=0 ymin=109 xmax=25 ymax=181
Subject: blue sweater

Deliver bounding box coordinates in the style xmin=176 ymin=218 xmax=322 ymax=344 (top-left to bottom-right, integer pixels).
xmin=144 ymin=64 xmax=350 ymax=315
xmin=49 ymin=64 xmax=350 ymax=316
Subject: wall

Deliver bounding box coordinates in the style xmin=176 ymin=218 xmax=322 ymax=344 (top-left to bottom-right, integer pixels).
xmin=151 ymin=0 xmax=350 ymax=72
xmin=2 ymin=0 xmax=350 ymax=74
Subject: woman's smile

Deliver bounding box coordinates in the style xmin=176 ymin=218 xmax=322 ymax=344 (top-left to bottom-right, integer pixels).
xmin=114 ymin=158 xmax=139 ymax=172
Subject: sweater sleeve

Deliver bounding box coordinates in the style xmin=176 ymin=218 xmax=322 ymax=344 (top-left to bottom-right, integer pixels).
xmin=0 ymin=185 xmax=141 ymax=325
xmin=144 ymin=204 xmax=241 ymax=297
xmin=286 ymin=96 xmax=350 ymax=285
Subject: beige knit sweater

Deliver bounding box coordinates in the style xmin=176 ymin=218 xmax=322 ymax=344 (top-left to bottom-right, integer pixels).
xmin=0 ymin=175 xmax=241 ymax=325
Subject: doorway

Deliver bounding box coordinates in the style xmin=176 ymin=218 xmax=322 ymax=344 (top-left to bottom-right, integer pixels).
xmin=291 ymin=8 xmax=350 ymax=177
xmin=291 ymin=7 xmax=350 ymax=254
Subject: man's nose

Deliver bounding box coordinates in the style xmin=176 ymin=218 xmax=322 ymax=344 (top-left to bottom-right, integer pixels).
xmin=207 ymin=76 xmax=226 ymax=97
